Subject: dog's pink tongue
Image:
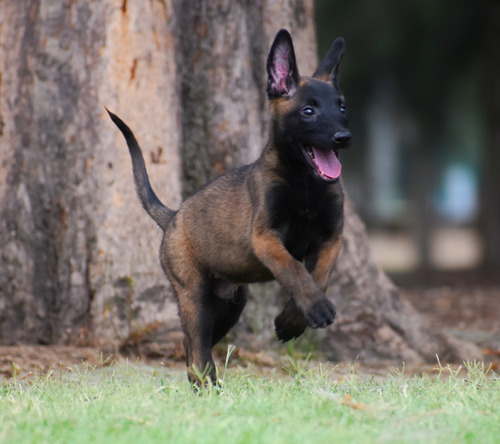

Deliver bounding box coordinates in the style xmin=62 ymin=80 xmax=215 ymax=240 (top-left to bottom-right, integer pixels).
xmin=312 ymin=148 xmax=342 ymax=179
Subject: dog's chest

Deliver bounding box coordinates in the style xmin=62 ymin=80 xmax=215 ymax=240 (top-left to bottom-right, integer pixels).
xmin=266 ymin=182 xmax=343 ymax=260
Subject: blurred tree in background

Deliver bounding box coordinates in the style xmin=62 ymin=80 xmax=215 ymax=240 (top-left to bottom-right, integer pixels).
xmin=315 ymin=0 xmax=498 ymax=273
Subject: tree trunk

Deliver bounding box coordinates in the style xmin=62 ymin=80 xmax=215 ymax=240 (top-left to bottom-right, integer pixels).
xmin=0 ymin=0 xmax=480 ymax=363
xmin=0 ymin=0 xmax=183 ymax=345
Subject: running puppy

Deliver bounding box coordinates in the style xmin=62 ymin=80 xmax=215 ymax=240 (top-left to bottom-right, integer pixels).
xmin=108 ymin=29 xmax=351 ymax=386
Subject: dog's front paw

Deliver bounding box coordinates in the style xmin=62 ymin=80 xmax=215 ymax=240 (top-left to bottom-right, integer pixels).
xmin=274 ymin=313 xmax=307 ymax=342
xmin=274 ymin=304 xmax=308 ymax=342
xmin=305 ymin=297 xmax=336 ymax=329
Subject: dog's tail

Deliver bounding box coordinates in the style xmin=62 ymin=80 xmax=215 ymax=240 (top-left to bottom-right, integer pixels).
xmin=106 ymin=109 xmax=175 ymax=231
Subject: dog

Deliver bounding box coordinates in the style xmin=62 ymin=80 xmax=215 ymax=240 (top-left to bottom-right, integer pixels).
xmin=108 ymin=29 xmax=350 ymax=386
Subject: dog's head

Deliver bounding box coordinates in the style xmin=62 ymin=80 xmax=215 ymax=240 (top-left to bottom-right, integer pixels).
xmin=267 ymin=29 xmax=350 ymax=183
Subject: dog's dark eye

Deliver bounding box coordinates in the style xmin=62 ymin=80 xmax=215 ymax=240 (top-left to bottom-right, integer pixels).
xmin=340 ymin=104 xmax=347 ymax=114
xmin=301 ymin=106 xmax=314 ymax=116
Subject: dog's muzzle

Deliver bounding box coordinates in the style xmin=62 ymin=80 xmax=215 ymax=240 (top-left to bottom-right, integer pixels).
xmin=332 ymin=131 xmax=351 ymax=147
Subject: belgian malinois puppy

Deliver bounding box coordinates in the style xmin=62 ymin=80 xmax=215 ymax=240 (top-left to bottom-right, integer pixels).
xmin=108 ymin=29 xmax=350 ymax=386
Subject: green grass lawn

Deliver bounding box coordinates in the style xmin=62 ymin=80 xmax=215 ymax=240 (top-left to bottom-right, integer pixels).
xmin=0 ymin=356 xmax=498 ymax=444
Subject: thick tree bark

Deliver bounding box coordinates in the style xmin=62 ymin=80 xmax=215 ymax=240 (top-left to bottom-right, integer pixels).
xmin=172 ymin=0 xmax=318 ymax=197
xmin=0 ymin=0 xmax=480 ymax=363
xmin=0 ymin=1 xmax=183 ymax=345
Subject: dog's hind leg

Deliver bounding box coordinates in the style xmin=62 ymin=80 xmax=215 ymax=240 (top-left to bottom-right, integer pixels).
xmin=173 ymin=278 xmax=218 ymax=387
xmin=211 ymin=286 xmax=247 ymax=346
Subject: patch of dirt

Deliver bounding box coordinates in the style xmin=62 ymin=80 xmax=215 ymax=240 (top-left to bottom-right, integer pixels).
xmin=395 ymin=270 xmax=500 ymax=371
xmin=402 ymin=286 xmax=500 ymax=362
xmin=1 ymin=277 xmax=499 ymax=379
xmin=0 ymin=346 xmax=107 ymax=379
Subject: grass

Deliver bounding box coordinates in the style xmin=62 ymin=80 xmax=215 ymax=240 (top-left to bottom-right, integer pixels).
xmin=0 ymin=355 xmax=498 ymax=444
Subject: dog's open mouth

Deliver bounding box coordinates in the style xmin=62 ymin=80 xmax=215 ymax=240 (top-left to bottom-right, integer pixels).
xmin=301 ymin=144 xmax=342 ymax=182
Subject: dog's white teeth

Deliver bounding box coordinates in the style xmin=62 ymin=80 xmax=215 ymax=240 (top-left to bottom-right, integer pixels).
xmin=306 ymin=146 xmax=315 ymax=159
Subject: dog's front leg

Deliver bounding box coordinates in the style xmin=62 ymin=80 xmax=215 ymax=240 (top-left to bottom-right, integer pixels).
xmin=252 ymin=225 xmax=336 ymax=329
xmin=272 ymin=239 xmax=341 ymax=341
xmin=311 ymin=237 xmax=342 ymax=291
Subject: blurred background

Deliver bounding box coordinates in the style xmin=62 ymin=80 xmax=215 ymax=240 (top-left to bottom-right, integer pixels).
xmin=315 ymin=0 xmax=498 ymax=278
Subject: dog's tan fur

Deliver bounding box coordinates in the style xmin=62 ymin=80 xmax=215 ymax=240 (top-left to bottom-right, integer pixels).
xmin=108 ymin=29 xmax=350 ymax=386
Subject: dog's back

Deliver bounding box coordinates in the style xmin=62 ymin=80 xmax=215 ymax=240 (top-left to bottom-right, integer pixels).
xmin=166 ymin=164 xmax=270 ymax=284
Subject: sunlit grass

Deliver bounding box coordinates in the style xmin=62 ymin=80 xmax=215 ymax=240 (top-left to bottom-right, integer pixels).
xmin=0 ymin=356 xmax=498 ymax=444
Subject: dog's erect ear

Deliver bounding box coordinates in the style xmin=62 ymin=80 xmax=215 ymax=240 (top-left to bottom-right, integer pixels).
xmin=266 ymin=29 xmax=300 ymax=99
xmin=313 ymin=37 xmax=345 ymax=87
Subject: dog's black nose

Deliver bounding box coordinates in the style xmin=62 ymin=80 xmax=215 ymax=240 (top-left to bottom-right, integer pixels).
xmin=333 ymin=131 xmax=351 ymax=145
